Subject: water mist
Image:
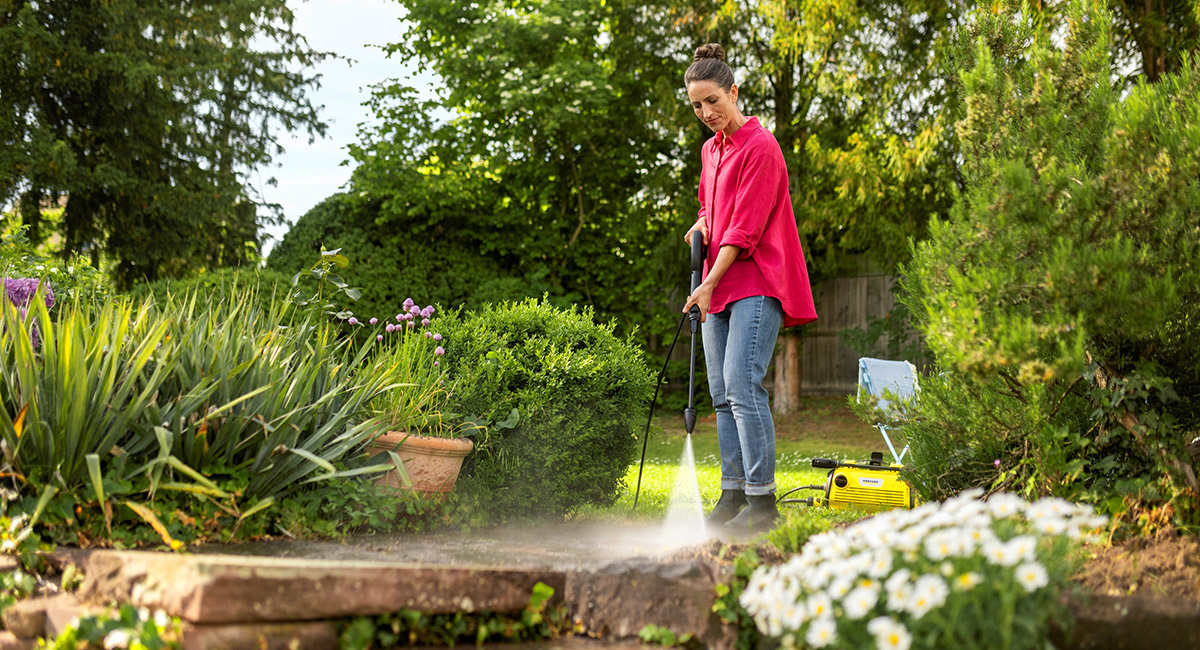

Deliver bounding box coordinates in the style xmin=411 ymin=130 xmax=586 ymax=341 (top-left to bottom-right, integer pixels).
xmin=659 ymin=435 xmax=707 ymax=548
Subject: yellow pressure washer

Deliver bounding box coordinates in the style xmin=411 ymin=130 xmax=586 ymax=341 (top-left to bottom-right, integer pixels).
xmin=779 ymin=451 xmax=915 ymax=511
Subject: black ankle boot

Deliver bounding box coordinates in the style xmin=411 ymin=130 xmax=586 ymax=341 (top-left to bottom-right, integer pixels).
xmin=705 ymin=489 xmax=747 ymax=524
xmin=724 ymin=493 xmax=779 ymax=532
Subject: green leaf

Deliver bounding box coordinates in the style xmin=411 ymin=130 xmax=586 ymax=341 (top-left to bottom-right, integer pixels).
xmin=497 ymin=408 xmax=520 ymax=429
xmin=287 ymin=447 xmax=337 ymax=474
xmin=85 ymin=454 xmax=105 ymax=504
xmin=528 ymin=581 xmax=554 ymax=610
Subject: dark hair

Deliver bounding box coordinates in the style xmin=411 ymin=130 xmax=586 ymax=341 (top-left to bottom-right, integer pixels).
xmin=684 ymin=43 xmax=735 ymax=91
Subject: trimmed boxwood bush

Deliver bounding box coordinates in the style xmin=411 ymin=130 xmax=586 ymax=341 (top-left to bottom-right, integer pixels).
xmin=440 ymin=297 xmax=655 ymax=520
xmin=266 ymin=192 xmax=537 ymax=325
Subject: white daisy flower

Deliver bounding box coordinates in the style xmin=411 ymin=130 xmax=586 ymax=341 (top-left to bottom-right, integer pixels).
xmin=1033 ymin=516 xmax=1067 ymax=535
xmin=954 ymin=572 xmax=981 ymax=590
xmin=868 ymin=616 xmax=913 ymax=650
xmin=1015 ymin=561 xmax=1049 ymax=592
xmin=103 ymin=630 xmax=131 ymax=650
xmin=984 ymin=539 xmax=1019 ymax=566
xmin=923 ymin=529 xmax=954 ymax=560
xmin=867 ymin=550 xmax=893 ymax=578
xmin=1006 ymin=535 xmax=1037 ymax=562
xmin=912 ymin=574 xmax=949 ymax=612
xmin=805 ymin=616 xmax=838 ymax=648
xmin=828 ymin=576 xmax=854 ymax=599
xmin=807 ymin=593 xmax=833 ymax=620
xmin=843 ymin=585 xmax=881 ymax=619
xmin=987 ymin=493 xmax=1026 ymax=518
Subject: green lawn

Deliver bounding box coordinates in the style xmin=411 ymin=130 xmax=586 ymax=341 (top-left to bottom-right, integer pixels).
xmin=575 ymin=395 xmax=888 ymax=520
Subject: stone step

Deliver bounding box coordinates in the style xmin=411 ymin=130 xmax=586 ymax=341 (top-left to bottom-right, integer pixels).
xmin=64 ymin=546 xmax=1200 ymax=650
xmin=78 ymin=551 xmax=569 ymax=624
xmin=73 ymin=549 xmax=734 ymax=648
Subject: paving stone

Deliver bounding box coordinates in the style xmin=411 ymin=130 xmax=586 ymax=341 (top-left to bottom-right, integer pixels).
xmin=0 ymin=557 xmax=19 ymax=573
xmin=42 ymin=597 xmax=88 ymax=641
xmin=0 ymin=598 xmax=47 ymax=639
xmin=78 ymin=551 xmax=567 ymax=624
xmin=1 ymin=594 xmax=82 ymax=640
xmin=0 ymin=631 xmax=34 ymax=650
xmin=181 ymin=621 xmax=338 ymax=650
xmin=469 ymin=639 xmax=646 ymax=649
xmin=564 ymin=557 xmax=737 ymax=649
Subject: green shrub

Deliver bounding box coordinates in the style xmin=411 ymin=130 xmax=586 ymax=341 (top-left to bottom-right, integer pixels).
xmin=128 ymin=266 xmax=292 ymax=315
xmin=266 ymin=193 xmax=536 ymax=324
xmin=899 ymin=1 xmax=1200 ymax=527
xmin=440 ymin=297 xmax=655 ymax=520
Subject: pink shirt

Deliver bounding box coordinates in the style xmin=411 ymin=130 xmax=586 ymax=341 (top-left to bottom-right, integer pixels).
xmin=698 ymin=117 xmax=817 ymax=327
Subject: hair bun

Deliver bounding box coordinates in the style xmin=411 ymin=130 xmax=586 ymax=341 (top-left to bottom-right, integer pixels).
xmin=693 ymin=43 xmax=726 ymax=62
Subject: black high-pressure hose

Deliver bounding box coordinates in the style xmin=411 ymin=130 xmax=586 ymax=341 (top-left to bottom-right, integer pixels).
xmin=633 ymin=232 xmax=706 ymax=510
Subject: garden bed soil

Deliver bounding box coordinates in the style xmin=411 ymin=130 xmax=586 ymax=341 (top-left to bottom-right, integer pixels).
xmin=1072 ymin=527 xmax=1200 ymax=601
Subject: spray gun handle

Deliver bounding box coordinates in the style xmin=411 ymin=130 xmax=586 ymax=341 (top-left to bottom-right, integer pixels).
xmin=690 ymin=231 xmax=705 ymax=295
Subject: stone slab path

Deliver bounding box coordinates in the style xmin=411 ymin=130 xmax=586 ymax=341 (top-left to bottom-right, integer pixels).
xmin=17 ymin=521 xmax=1198 ymax=649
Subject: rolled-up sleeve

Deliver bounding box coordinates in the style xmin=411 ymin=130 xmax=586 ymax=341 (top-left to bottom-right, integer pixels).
xmin=718 ymin=148 xmax=780 ymax=259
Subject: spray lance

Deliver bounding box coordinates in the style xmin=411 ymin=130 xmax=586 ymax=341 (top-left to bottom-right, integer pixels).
xmin=683 ymin=230 xmax=704 ymax=434
xmin=633 ymin=231 xmax=706 ymax=509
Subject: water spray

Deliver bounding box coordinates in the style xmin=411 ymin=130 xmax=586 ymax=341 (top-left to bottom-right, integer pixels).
xmin=633 ymin=231 xmax=706 ymax=510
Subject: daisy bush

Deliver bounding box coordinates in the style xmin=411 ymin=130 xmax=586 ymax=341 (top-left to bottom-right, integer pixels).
xmin=740 ymin=490 xmax=1107 ymax=650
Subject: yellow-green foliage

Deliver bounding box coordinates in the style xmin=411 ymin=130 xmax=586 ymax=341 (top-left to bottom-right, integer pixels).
xmin=901 ymin=0 xmax=1200 ymax=527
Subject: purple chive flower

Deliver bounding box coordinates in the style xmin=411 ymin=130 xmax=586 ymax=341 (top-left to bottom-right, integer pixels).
xmin=421 ymin=306 xmax=435 ymax=318
xmin=395 ymin=313 xmax=404 ymax=323
xmin=406 ymin=321 xmax=415 ymax=328
xmin=405 ymin=313 xmax=414 ymax=321
xmin=433 ymin=360 xmax=439 ymax=367
xmin=377 ymin=334 xmax=384 ymax=342
xmin=369 ymin=317 xmax=378 ymax=325
xmin=409 ymin=304 xmax=421 ymax=314
xmin=386 ymin=323 xmax=396 ymax=333
xmin=403 ymin=297 xmax=415 ymax=310
xmin=432 ymin=333 xmax=442 ymax=341
xmin=993 ymin=459 xmax=1001 ymax=467
xmin=434 ymin=346 xmax=444 ymax=356
xmin=348 ymin=317 xmax=358 ymax=325
xmin=421 ymin=318 xmax=430 ymax=326
xmin=424 ymin=331 xmax=432 ymax=339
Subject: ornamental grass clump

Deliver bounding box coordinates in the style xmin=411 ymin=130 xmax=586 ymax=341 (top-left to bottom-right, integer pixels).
xmin=740 ymin=490 xmax=1107 ymax=650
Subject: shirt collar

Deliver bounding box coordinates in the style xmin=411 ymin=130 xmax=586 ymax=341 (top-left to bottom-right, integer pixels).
xmin=715 ymin=116 xmax=759 ymax=150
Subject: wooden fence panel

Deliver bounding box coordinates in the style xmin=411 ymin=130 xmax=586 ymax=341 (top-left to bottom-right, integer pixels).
xmin=792 ymin=274 xmax=902 ymax=395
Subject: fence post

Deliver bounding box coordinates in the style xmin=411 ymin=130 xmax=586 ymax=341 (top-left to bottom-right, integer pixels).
xmin=773 ymin=333 xmax=802 ymax=412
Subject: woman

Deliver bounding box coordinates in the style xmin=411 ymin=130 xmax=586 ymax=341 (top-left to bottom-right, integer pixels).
xmin=681 ymin=43 xmax=818 ymax=532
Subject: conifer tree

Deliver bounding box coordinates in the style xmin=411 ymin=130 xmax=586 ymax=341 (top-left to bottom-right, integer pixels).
xmin=0 ymin=0 xmax=329 ymax=286
xmin=901 ymin=0 xmax=1200 ymax=526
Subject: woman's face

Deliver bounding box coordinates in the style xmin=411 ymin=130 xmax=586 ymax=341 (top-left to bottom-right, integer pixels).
xmin=687 ymin=79 xmax=739 ymax=134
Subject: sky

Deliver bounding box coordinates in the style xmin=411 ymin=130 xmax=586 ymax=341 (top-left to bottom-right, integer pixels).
xmin=257 ymin=0 xmax=435 ymax=256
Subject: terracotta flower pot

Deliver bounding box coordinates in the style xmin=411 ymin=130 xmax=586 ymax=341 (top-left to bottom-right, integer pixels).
xmin=369 ymin=430 xmax=474 ymax=496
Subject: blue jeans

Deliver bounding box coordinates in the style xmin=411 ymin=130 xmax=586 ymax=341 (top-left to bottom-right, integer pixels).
xmin=702 ymin=295 xmax=783 ymax=496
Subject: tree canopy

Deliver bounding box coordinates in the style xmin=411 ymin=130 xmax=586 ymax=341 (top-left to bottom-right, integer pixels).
xmin=0 ymin=0 xmax=329 ymax=287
